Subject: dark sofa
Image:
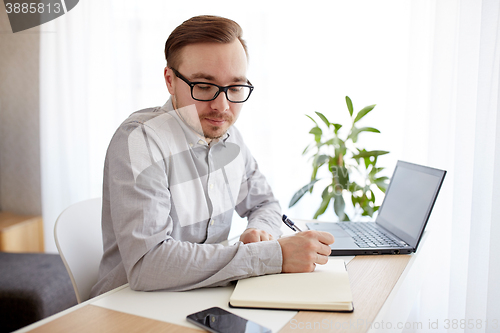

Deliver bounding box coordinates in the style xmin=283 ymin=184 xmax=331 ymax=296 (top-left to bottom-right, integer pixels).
xmin=0 ymin=252 xmax=77 ymax=332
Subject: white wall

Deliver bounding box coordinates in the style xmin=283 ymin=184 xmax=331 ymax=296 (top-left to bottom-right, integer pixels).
xmin=0 ymin=7 xmax=42 ymax=216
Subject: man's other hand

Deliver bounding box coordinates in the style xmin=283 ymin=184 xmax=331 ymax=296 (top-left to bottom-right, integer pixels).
xmin=239 ymin=228 xmax=274 ymax=244
xmin=277 ymin=230 xmax=334 ymax=273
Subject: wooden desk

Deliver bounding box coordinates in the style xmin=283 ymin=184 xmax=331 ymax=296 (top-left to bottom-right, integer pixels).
xmin=281 ymin=255 xmax=411 ymax=332
xmin=20 ymin=255 xmax=411 ymax=333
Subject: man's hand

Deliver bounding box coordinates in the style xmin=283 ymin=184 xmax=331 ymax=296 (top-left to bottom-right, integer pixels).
xmin=277 ymin=230 xmax=334 ymax=273
xmin=239 ymin=228 xmax=274 ymax=244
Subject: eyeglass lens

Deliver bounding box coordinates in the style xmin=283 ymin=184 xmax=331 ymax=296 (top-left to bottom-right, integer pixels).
xmin=192 ymin=83 xmax=251 ymax=102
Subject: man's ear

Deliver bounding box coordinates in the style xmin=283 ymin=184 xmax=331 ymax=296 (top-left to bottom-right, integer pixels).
xmin=164 ymin=67 xmax=175 ymax=94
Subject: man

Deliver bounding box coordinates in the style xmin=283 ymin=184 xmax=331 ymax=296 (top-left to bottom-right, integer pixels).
xmin=90 ymin=15 xmax=334 ymax=297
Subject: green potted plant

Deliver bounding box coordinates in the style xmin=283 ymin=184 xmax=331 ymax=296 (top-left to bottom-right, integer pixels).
xmin=289 ymin=96 xmax=390 ymax=221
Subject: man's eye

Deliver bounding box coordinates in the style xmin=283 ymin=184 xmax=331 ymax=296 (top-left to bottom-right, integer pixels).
xmin=196 ymin=84 xmax=213 ymax=91
xmin=229 ymin=87 xmax=242 ymax=92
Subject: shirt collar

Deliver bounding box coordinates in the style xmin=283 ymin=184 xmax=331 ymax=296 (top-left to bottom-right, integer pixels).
xmin=161 ymin=98 xmax=230 ymax=148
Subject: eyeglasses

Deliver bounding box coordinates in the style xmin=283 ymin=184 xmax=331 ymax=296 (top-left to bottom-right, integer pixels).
xmin=170 ymin=68 xmax=254 ymax=103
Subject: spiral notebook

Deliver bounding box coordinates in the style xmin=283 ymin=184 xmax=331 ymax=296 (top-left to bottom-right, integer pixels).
xmin=229 ymin=259 xmax=353 ymax=312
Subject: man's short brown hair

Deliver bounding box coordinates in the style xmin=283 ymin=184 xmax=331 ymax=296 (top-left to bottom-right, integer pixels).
xmin=164 ymin=15 xmax=248 ymax=70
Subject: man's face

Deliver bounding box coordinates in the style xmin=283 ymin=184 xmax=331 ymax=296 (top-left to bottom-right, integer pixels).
xmin=164 ymin=40 xmax=248 ymax=141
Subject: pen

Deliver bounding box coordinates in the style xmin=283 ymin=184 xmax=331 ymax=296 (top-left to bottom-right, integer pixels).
xmin=282 ymin=214 xmax=302 ymax=232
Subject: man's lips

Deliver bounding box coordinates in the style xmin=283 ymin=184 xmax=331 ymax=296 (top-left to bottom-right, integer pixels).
xmin=204 ymin=118 xmax=227 ymax=126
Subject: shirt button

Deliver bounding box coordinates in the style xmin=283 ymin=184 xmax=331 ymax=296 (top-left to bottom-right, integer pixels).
xmin=210 ymin=219 xmax=215 ymax=226
xmin=209 ymin=183 xmax=214 ymax=190
xmin=189 ymin=143 xmax=193 ymax=148
xmin=198 ymin=139 xmax=205 ymax=145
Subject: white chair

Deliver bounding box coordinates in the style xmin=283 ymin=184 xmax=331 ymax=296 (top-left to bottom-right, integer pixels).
xmin=54 ymin=198 xmax=103 ymax=303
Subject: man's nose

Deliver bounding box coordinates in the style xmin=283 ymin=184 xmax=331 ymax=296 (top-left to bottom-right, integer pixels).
xmin=210 ymin=90 xmax=230 ymax=112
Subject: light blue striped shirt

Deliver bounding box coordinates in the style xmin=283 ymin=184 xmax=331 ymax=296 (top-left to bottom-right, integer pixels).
xmin=91 ymin=99 xmax=283 ymax=297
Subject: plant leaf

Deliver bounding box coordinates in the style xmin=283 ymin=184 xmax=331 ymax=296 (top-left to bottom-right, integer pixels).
xmin=375 ymin=176 xmax=389 ymax=193
xmin=348 ymin=126 xmax=379 ymax=143
xmin=369 ymin=166 xmax=385 ymax=177
xmin=359 ymin=127 xmax=380 ymax=134
xmin=349 ymin=181 xmax=362 ymax=193
xmin=353 ymin=104 xmax=376 ymax=124
xmin=346 ymin=96 xmax=354 ymax=117
xmin=309 ymin=126 xmax=322 ymax=143
xmin=369 ymin=189 xmax=376 ymax=203
xmin=315 ymin=111 xmax=330 ymax=128
xmin=331 ymin=165 xmax=349 ymax=192
xmin=305 ymin=114 xmax=318 ymax=126
xmin=309 ymin=126 xmax=322 ymax=136
xmin=311 ymin=154 xmax=330 ymax=183
xmin=348 ymin=127 xmax=359 ymax=143
xmin=351 ymin=150 xmax=390 ymax=159
xmin=332 ymin=123 xmax=342 ymax=135
xmin=333 ymin=194 xmax=346 ymax=221
xmin=314 ymin=154 xmax=330 ymax=166
xmin=364 ymin=156 xmax=371 ymax=169
xmin=321 ymin=185 xmax=332 ymax=198
xmin=321 ymin=138 xmax=335 ymax=147
xmin=374 ymin=176 xmax=389 ymax=183
xmin=302 ymin=144 xmax=311 ymax=155
xmin=362 ymin=205 xmax=374 ymax=217
xmin=288 ymin=179 xmax=321 ymax=208
xmin=313 ymin=187 xmax=333 ymax=219
xmin=332 ymin=123 xmax=342 ymax=134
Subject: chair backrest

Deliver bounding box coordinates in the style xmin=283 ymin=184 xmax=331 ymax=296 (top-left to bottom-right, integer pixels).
xmin=54 ymin=198 xmax=103 ymax=303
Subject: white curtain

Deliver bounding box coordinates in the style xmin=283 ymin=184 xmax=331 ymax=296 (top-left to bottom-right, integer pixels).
xmin=40 ymin=0 xmax=415 ymax=251
xmin=445 ymin=0 xmax=500 ymax=328
xmin=406 ymin=0 xmax=500 ymax=331
xmin=40 ymin=0 xmax=500 ymax=327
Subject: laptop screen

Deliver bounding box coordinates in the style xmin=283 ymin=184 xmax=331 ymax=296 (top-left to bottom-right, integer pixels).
xmin=376 ymin=161 xmax=446 ymax=249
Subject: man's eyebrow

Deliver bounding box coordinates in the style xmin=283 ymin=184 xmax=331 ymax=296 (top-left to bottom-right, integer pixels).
xmin=190 ymin=72 xmax=248 ymax=84
xmin=190 ymin=72 xmax=216 ymax=81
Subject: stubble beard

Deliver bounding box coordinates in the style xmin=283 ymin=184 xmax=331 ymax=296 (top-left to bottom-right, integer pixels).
xmin=173 ymin=96 xmax=234 ymax=140
xmin=199 ymin=112 xmax=234 ymax=140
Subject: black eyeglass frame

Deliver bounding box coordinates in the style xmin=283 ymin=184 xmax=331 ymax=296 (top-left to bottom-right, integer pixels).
xmin=170 ymin=67 xmax=254 ymax=103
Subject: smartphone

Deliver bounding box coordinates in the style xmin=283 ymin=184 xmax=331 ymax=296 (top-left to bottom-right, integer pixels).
xmin=186 ymin=306 xmax=271 ymax=333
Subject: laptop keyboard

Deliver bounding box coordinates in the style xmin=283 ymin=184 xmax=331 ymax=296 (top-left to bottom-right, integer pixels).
xmin=338 ymin=222 xmax=409 ymax=248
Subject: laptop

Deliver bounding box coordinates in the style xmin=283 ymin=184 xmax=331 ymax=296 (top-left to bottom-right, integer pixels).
xmin=307 ymin=160 xmax=446 ymax=255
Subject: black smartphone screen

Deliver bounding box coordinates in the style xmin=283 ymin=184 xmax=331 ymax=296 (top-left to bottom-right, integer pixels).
xmin=186 ymin=307 xmax=271 ymax=333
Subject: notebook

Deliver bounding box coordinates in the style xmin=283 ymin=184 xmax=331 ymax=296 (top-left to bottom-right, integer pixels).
xmin=229 ymin=259 xmax=353 ymax=312
xmin=307 ymin=160 xmax=446 ymax=256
